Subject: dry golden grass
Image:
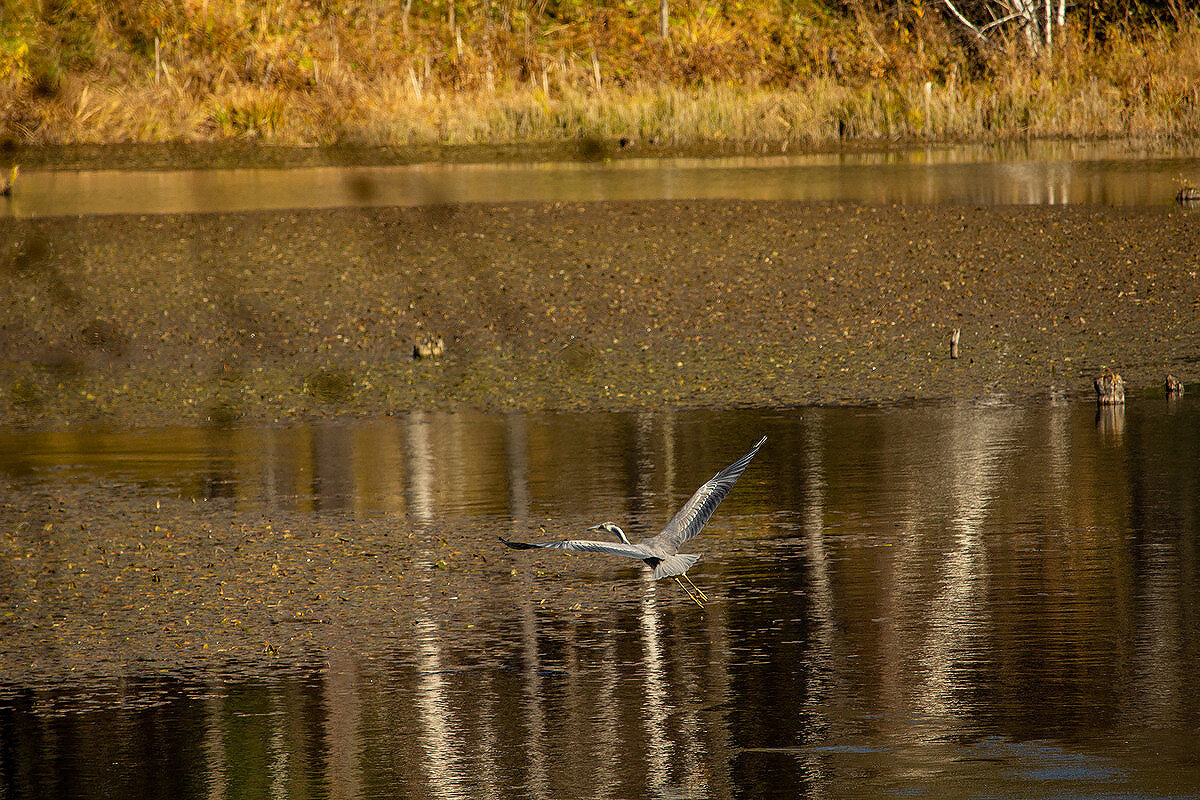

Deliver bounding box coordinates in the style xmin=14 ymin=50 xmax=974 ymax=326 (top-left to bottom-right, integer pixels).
xmin=3 ymin=0 xmax=1199 ymax=148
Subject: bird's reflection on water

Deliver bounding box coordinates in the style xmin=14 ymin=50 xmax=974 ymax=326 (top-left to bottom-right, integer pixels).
xmin=1 ymin=400 xmax=1198 ymax=798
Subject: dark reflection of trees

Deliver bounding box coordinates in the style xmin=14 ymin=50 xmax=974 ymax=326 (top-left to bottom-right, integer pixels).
xmin=950 ymin=401 xmax=1200 ymax=742
xmin=311 ymin=421 xmax=354 ymax=512
xmin=203 ymin=427 xmax=237 ymax=500
xmin=217 ymin=678 xmax=328 ymax=799
xmin=1124 ymin=402 xmax=1200 ymax=734
xmin=0 ymin=679 xmax=208 ymax=799
xmin=723 ymin=549 xmax=813 ymax=793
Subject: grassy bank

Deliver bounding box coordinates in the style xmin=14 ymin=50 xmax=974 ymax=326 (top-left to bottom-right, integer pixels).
xmin=2 ymin=0 xmax=1199 ymax=148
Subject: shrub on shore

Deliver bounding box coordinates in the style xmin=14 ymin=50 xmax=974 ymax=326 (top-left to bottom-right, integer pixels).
xmin=1 ymin=0 xmax=1198 ymax=147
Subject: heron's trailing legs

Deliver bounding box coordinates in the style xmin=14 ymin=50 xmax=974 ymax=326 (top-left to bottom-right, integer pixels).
xmin=681 ymin=573 xmax=708 ymax=602
xmin=674 ymin=576 xmax=706 ymax=608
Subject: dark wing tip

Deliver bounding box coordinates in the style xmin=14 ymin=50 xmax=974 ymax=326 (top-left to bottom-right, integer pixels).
xmin=499 ymin=537 xmax=541 ymax=550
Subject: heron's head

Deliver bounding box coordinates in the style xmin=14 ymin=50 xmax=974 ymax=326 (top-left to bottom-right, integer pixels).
xmin=587 ymin=521 xmax=630 ymax=545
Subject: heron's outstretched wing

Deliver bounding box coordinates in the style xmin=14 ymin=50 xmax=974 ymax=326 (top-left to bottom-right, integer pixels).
xmin=500 ymin=537 xmax=650 ymax=561
xmin=644 ymin=435 xmax=766 ymax=553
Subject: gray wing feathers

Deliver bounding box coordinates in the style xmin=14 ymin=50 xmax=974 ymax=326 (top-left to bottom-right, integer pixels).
xmin=650 ymin=435 xmax=766 ymax=551
xmin=499 ymin=435 xmax=764 ymax=582
xmin=652 ymin=553 xmax=702 ymax=579
xmin=500 ymin=537 xmax=650 ymax=561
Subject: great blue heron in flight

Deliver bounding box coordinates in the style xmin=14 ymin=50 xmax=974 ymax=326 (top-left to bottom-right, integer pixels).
xmin=501 ymin=436 xmax=766 ymax=606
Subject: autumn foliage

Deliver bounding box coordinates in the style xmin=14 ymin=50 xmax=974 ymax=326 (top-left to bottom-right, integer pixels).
xmin=2 ymin=0 xmax=1198 ymax=146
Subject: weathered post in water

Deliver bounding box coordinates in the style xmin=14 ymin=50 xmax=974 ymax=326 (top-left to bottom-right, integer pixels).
xmin=1095 ymin=368 xmax=1125 ymax=405
xmin=950 ymin=328 xmax=960 ymax=359
xmin=1165 ymin=374 xmax=1185 ymax=396
xmin=0 ymin=165 xmax=17 ymax=197
xmin=414 ymin=333 xmax=446 ymax=359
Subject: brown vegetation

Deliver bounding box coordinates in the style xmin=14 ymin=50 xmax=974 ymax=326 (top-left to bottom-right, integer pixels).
xmin=2 ymin=0 xmax=1199 ymax=148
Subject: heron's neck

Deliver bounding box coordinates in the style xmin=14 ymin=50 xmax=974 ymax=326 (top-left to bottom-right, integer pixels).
xmin=610 ymin=525 xmax=632 ymax=545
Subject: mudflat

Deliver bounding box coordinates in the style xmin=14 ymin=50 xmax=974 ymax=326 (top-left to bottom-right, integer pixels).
xmin=2 ymin=198 xmax=1200 ymax=681
xmin=2 ymin=200 xmax=1198 ymax=428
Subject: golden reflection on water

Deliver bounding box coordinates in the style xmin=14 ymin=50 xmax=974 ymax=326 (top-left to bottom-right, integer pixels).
xmin=1 ymin=401 xmax=1199 ymax=798
xmin=6 ymin=143 xmax=1200 ymax=218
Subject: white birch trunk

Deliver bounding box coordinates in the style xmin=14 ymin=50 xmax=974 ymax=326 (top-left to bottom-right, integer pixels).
xmin=1044 ymin=0 xmax=1052 ymax=53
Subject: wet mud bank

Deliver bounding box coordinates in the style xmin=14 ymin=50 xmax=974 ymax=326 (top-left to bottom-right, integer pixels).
xmin=0 ymin=481 xmax=525 ymax=683
xmin=2 ymin=200 xmax=1198 ymax=428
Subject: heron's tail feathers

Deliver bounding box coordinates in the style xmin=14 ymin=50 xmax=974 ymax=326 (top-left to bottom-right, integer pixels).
xmin=653 ymin=553 xmax=701 ymax=579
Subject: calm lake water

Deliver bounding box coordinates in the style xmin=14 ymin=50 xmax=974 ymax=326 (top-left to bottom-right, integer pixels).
xmin=1 ymin=401 xmax=1198 ymax=798
xmin=5 ymin=141 xmax=1200 ymax=217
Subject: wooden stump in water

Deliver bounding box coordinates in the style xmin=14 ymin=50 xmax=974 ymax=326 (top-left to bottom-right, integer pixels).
xmin=1177 ymin=185 xmax=1200 ymax=207
xmin=1165 ymin=374 xmax=1185 ymax=396
xmin=949 ymin=328 xmax=960 ymax=359
xmin=1094 ymin=368 xmax=1125 ymax=405
xmin=0 ymin=165 xmax=17 ymax=197
xmin=413 ymin=333 xmax=445 ymax=359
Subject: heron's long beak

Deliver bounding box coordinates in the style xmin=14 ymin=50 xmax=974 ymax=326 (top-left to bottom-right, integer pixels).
xmin=586 ymin=524 xmax=603 ymax=531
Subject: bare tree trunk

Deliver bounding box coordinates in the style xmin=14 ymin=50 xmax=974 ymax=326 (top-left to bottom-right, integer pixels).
xmin=1044 ymin=0 xmax=1052 ymax=54
xmin=659 ymin=0 xmax=669 ymax=39
xmin=1022 ymin=0 xmax=1036 ymax=52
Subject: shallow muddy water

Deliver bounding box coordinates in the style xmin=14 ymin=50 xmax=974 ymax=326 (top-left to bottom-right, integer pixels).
xmin=1 ymin=401 xmax=1198 ymax=798
xmin=6 ymin=141 xmax=1200 ymax=217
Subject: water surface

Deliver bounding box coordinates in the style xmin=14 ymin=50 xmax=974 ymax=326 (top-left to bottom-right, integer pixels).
xmin=1 ymin=401 xmax=1198 ymax=798
xmin=6 ymin=141 xmax=1200 ymax=217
